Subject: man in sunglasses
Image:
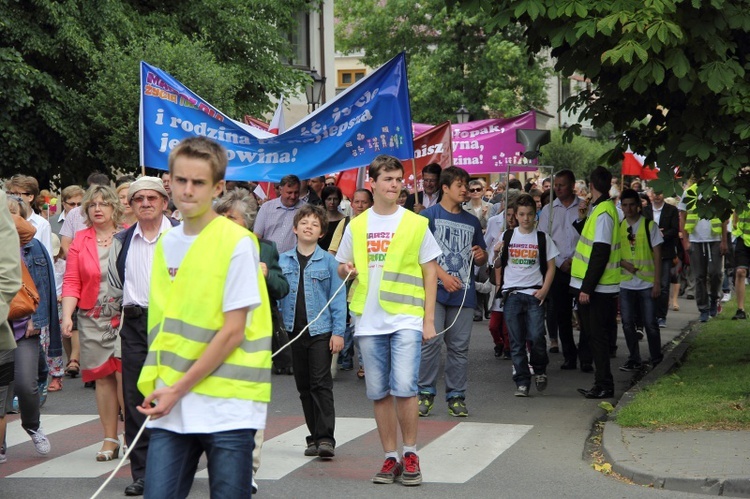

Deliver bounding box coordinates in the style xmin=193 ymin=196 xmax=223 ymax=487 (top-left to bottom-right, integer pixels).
xmin=50 ymin=185 xmax=85 ymax=236
xmin=618 ymin=189 xmax=664 ymax=372
xmin=404 ymin=163 xmax=442 ymax=214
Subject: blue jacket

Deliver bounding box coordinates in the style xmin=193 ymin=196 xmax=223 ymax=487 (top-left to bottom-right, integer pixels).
xmin=22 ymin=239 xmax=62 ymax=357
xmin=279 ymin=245 xmax=346 ymax=337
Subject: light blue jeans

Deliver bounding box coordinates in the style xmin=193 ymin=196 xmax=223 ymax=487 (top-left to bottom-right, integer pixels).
xmin=358 ymin=329 xmax=421 ymax=400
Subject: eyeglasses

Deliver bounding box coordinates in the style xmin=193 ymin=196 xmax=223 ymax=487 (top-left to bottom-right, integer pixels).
xmin=131 ymin=195 xmax=162 ymax=204
xmin=469 ymin=188 xmax=483 ymax=193
xmin=88 ymin=202 xmax=112 ymax=210
xmin=7 ymin=191 xmax=31 ymax=197
xmin=64 ymin=201 xmax=82 ymax=207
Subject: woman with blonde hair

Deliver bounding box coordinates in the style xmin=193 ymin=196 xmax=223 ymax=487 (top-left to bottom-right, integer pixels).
xmin=116 ymin=183 xmax=137 ymax=227
xmin=62 ymin=185 xmax=124 ymax=461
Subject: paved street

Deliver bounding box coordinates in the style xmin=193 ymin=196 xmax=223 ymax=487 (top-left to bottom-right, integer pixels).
xmin=1 ymin=297 xmax=707 ymax=498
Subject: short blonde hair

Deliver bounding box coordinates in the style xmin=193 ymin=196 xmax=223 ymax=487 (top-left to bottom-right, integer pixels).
xmin=82 ymin=185 xmax=123 ymax=228
xmin=168 ymin=136 xmax=227 ymax=185
xmin=61 ymin=185 xmax=85 ymax=202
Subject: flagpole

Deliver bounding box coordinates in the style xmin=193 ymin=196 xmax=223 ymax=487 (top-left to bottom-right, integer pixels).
xmin=411 ymin=159 xmax=419 ymax=196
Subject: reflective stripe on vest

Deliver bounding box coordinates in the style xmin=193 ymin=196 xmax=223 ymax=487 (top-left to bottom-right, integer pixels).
xmin=620 ymin=218 xmax=655 ymax=283
xmin=571 ymin=200 xmax=621 ymax=285
xmin=349 ymin=209 xmax=429 ymax=318
xmin=138 ymin=216 xmax=272 ymax=402
xmin=732 ymin=206 xmax=750 ymax=246
xmin=683 ymin=184 xmax=722 ymax=235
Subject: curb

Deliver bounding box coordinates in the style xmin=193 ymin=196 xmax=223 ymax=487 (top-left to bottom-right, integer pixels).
xmin=601 ymin=322 xmax=750 ymax=497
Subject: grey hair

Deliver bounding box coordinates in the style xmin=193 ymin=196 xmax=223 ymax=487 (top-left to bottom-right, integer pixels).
xmin=215 ymin=188 xmax=259 ymax=230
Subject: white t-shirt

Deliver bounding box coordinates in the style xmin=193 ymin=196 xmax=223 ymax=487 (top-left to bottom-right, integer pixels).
xmin=501 ymin=228 xmax=559 ymax=295
xmin=335 ymin=207 xmax=442 ymax=336
xmin=678 ymin=190 xmax=721 ymax=242
xmin=148 ymin=224 xmax=266 ymax=434
xmin=620 ymin=217 xmax=664 ymax=291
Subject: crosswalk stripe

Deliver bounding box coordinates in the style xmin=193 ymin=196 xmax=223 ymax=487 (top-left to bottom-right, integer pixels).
xmin=420 ymin=422 xmax=533 ymax=483
xmin=5 ymin=414 xmax=99 ymax=449
xmin=195 ymin=417 xmax=378 ymax=480
xmin=8 ymin=442 xmax=126 ymax=478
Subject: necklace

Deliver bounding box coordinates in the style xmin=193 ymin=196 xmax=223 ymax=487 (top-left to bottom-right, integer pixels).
xmin=96 ymin=231 xmax=115 ymax=247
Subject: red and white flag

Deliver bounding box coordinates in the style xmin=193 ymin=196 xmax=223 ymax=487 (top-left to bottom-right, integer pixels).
xmin=268 ymin=97 xmax=285 ymax=135
xmin=622 ymin=148 xmax=659 ymax=179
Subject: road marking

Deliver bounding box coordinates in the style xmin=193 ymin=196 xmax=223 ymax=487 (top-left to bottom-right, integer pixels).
xmin=196 ymin=417 xmax=378 ymax=480
xmin=5 ymin=414 xmax=99 ymax=448
xmin=420 ymin=422 xmax=533 ymax=483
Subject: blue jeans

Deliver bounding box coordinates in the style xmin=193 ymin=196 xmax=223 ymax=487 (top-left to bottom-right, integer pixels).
xmin=619 ymin=287 xmax=663 ymax=364
xmin=358 ymin=329 xmax=421 ymax=400
xmin=144 ymin=428 xmax=255 ymax=499
xmin=503 ymin=292 xmax=548 ymax=387
xmin=338 ymin=321 xmax=355 ymax=369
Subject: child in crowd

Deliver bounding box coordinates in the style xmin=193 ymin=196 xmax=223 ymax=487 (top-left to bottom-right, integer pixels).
xmin=279 ymin=204 xmax=346 ymax=458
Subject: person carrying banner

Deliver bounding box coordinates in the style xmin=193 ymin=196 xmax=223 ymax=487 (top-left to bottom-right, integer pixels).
xmin=404 ymin=163 xmax=441 ymax=214
xmin=336 ymin=155 xmax=440 ymax=486
xmin=418 ymin=166 xmax=487 ymax=417
xmin=137 ymin=137 xmax=272 ymax=499
xmin=572 ymin=167 xmax=621 ymax=399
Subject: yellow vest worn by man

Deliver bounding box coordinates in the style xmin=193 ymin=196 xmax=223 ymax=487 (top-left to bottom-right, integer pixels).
xmin=572 ymin=199 xmax=621 ymax=286
xmin=732 ymin=205 xmax=750 ymax=247
xmin=619 ymin=217 xmax=655 ymax=284
xmin=348 ymin=209 xmax=428 ymax=318
xmin=138 ymin=216 xmax=272 ymax=402
xmin=683 ymin=184 xmax=723 ymax=236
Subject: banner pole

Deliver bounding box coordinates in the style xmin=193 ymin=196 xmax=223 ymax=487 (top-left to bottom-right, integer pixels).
xmin=411 ymin=158 xmax=419 ymax=196
xmin=141 ymin=165 xmax=146 ymax=177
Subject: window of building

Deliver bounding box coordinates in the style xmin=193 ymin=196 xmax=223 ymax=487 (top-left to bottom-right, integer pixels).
xmin=285 ymin=11 xmax=310 ymax=68
xmin=338 ymin=70 xmax=366 ymax=88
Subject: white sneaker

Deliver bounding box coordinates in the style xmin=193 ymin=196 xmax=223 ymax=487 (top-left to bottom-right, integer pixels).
xmin=29 ymin=428 xmax=51 ymax=455
xmin=722 ymin=292 xmax=731 ymax=303
xmin=252 ymin=478 xmax=258 ymax=494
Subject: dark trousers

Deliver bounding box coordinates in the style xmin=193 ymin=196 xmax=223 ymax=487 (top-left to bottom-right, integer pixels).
xmin=547 ymin=271 xmax=577 ymax=363
xmin=291 ymin=331 xmax=336 ymax=446
xmin=121 ymin=308 xmax=151 ymax=480
xmin=656 ymin=258 xmax=673 ymax=320
xmin=577 ymin=292 xmax=617 ymax=391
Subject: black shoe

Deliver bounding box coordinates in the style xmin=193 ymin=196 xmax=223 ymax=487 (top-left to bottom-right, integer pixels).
xmin=686 ymin=294 xmax=694 ymax=300
xmin=473 ymin=312 xmax=483 ymax=322
xmin=560 ymin=360 xmax=577 ymax=370
xmin=619 ymin=360 xmax=643 ymax=372
xmin=732 ymin=309 xmax=747 ymax=320
xmin=84 ymin=381 xmax=95 ymax=388
xmin=317 ymin=441 xmax=335 ymax=459
xmin=304 ymin=442 xmax=318 ymax=457
xmin=580 ymin=363 xmax=593 ymax=373
xmin=494 ymin=345 xmax=503 ymax=358
xmin=484 ymin=310 xmax=492 ymax=320
xmin=125 ymin=478 xmax=144 ymax=496
xmin=577 ymin=386 xmax=614 ymax=399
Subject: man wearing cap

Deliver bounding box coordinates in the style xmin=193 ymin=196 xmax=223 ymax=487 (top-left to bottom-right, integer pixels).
xmin=106 ymin=176 xmax=178 ymax=496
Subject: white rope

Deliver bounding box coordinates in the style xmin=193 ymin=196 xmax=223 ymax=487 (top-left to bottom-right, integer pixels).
xmin=435 ymin=251 xmax=476 ymax=337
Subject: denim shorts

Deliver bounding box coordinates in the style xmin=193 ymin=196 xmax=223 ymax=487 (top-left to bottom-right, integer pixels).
xmin=358 ymin=329 xmax=421 ymax=400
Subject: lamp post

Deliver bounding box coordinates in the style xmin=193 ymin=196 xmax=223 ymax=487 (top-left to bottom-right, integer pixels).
xmin=306 ymin=69 xmax=326 ymax=111
xmin=455 ymin=104 xmax=470 ymax=124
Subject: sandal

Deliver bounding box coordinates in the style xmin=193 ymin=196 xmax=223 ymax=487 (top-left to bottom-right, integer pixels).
xmin=65 ymin=359 xmax=80 ymax=378
xmin=96 ymin=437 xmax=121 ymax=462
xmin=671 ymin=304 xmax=680 ymax=311
xmin=356 ymin=366 xmax=365 ymax=379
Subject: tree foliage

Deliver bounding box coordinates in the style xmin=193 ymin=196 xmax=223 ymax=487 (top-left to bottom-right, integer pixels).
xmin=451 ymin=0 xmax=750 ymax=219
xmin=0 ymin=0 xmax=311 ymax=186
xmin=540 ymin=130 xmax=616 ymax=182
xmin=335 ymin=0 xmax=550 ymax=125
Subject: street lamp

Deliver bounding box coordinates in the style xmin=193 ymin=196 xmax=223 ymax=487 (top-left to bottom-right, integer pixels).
xmin=455 ymin=104 xmax=470 ymax=124
xmin=306 ymin=69 xmax=326 ymax=111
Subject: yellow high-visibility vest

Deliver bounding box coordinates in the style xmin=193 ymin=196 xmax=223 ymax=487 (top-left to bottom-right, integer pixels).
xmin=683 ymin=184 xmax=722 ymax=235
xmin=571 ymin=200 xmax=621 ymax=286
xmin=620 ymin=218 xmax=655 ymax=283
xmin=732 ymin=205 xmax=750 ymax=247
xmin=138 ymin=216 xmax=272 ymax=402
xmin=349 ymin=209 xmax=428 ymax=318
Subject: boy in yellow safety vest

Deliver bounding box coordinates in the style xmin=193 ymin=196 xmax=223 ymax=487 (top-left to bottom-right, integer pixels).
xmin=732 ymin=204 xmax=750 ymax=320
xmin=137 ymin=137 xmax=272 ymax=498
xmin=336 ymin=155 xmax=440 ymax=487
xmin=618 ymin=189 xmax=664 ymax=372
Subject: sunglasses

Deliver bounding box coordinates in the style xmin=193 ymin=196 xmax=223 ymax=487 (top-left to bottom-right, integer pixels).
xmin=627 ymin=226 xmax=636 ymax=243
xmin=469 ymin=188 xmax=483 ymax=193
xmin=64 ymin=201 xmax=82 ymax=207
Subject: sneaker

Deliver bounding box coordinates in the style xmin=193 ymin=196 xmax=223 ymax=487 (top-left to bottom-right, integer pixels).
xmin=29 ymin=428 xmax=51 ymax=455
xmin=447 ymin=397 xmax=468 ymax=417
xmin=317 ymin=441 xmax=335 ymax=459
xmin=8 ymin=396 xmax=19 ymax=414
xmin=417 ymin=393 xmax=434 ymax=417
xmin=709 ymin=301 xmax=718 ymax=317
xmin=699 ymin=311 xmax=709 ymax=322
xmin=501 ymin=352 xmax=511 ymax=360
xmin=722 ymin=292 xmax=732 ymax=303
xmin=401 ymin=452 xmax=422 ymax=486
xmin=535 ymin=374 xmax=548 ymax=392
xmin=304 ymin=442 xmax=318 ymax=456
xmin=514 ymin=385 xmax=530 ymax=397
xmin=732 ymin=309 xmax=747 ymax=320
xmin=619 ymin=360 xmax=643 ymax=372
xmin=635 ymin=328 xmax=644 ymax=340
xmin=494 ymin=345 xmax=503 ymax=358
xmin=372 ymin=457 xmax=402 ymax=484
xmin=657 ymin=318 xmax=667 ymax=328
xmin=251 ymin=478 xmax=258 ymax=494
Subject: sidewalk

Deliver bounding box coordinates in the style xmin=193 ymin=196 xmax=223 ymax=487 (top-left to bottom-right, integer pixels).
xmin=602 ymin=296 xmax=750 ymax=497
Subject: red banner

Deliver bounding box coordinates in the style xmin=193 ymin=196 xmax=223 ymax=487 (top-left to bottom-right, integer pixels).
xmin=409 ymin=121 xmax=453 ymax=190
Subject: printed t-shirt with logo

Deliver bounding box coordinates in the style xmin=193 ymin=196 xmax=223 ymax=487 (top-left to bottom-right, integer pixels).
xmin=335 ymin=207 xmax=442 ymax=336
xmin=148 ymin=224 xmax=266 ymax=434
xmin=501 ymin=228 xmax=559 ymax=295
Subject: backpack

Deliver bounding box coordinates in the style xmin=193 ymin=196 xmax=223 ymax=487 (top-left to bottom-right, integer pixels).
xmin=489 ymin=228 xmax=547 ymax=286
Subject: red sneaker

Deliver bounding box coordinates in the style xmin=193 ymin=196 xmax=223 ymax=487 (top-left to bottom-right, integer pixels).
xmin=401 ymin=452 xmax=422 ymax=486
xmin=372 ymin=457 xmax=402 ymax=484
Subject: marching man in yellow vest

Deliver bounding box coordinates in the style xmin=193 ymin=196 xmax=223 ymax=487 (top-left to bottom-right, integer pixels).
xmin=571 ymin=167 xmax=621 ymax=399
xmin=677 ymin=182 xmax=728 ymax=322
xmin=731 ymin=204 xmax=750 ymax=320
xmin=336 ymin=155 xmax=440 ymax=486
xmin=618 ymin=189 xmax=664 ymax=372
xmin=137 ymin=137 xmax=272 ymax=498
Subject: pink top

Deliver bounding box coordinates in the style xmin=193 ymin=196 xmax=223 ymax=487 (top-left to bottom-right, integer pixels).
xmin=62 ymin=227 xmax=103 ymax=309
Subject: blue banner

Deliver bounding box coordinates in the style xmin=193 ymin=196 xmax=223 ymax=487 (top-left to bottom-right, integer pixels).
xmin=139 ymin=53 xmax=413 ymax=181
